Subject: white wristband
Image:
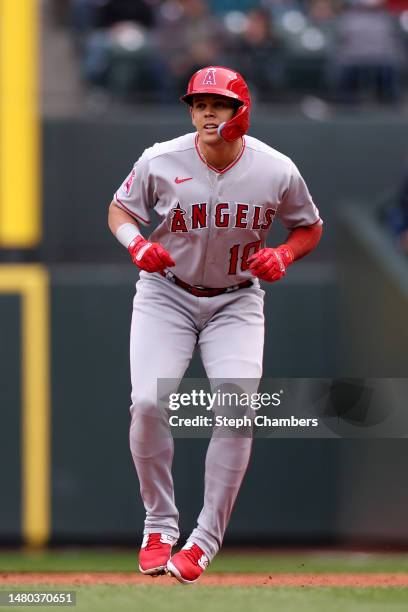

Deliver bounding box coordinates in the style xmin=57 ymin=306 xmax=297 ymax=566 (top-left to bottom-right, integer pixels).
xmin=115 ymin=223 xmax=141 ymax=248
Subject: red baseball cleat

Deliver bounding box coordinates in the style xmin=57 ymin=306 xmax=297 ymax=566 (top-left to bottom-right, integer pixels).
xmin=138 ymin=533 xmax=177 ymax=576
xmin=167 ymin=541 xmax=209 ymax=584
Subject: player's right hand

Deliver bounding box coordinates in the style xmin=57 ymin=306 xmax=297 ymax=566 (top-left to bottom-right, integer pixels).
xmin=128 ymin=235 xmax=175 ymax=272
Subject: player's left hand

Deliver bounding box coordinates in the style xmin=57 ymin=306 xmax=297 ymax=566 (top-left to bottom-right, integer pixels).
xmin=247 ymin=245 xmax=294 ymax=282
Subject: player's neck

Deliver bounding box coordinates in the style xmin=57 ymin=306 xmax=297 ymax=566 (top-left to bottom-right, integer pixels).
xmin=198 ymin=136 xmax=243 ymax=171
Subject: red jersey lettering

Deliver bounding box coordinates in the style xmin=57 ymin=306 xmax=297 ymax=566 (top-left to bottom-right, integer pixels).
xmin=191 ymin=203 xmax=207 ymax=229
xmin=261 ymin=208 xmax=276 ymax=230
xmin=215 ymin=203 xmax=229 ymax=228
xmin=235 ymin=203 xmax=249 ymax=228
xmin=170 ymin=203 xmax=188 ymax=232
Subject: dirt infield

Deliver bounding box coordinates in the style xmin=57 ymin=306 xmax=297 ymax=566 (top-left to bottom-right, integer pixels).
xmin=1 ymin=573 xmax=408 ymax=587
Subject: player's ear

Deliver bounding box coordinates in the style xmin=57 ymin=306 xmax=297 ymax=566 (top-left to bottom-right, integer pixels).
xmin=190 ymin=106 xmax=197 ymax=128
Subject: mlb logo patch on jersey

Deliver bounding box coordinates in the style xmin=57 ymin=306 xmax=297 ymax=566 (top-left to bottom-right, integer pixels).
xmin=124 ymin=168 xmax=136 ymax=195
xmin=202 ymin=68 xmax=216 ymax=86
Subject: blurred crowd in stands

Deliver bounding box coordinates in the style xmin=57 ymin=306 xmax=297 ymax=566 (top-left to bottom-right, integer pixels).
xmin=52 ymin=0 xmax=408 ymax=104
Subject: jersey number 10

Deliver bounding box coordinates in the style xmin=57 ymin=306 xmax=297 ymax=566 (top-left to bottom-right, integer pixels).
xmin=228 ymin=240 xmax=261 ymax=275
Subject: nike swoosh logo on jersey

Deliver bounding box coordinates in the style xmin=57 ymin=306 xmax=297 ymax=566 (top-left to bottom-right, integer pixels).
xmin=175 ymin=177 xmax=193 ymax=184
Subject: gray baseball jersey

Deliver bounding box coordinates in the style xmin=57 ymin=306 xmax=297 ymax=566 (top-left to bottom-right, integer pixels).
xmin=119 ymin=131 xmax=322 ymax=562
xmin=114 ymin=132 xmax=321 ymax=288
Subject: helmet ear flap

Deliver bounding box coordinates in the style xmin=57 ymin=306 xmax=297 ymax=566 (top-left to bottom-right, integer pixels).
xmin=217 ymin=104 xmax=250 ymax=142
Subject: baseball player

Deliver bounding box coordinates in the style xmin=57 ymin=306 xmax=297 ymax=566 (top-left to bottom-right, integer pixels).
xmin=108 ymin=66 xmax=323 ymax=584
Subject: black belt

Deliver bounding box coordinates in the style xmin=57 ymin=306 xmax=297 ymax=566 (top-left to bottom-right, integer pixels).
xmin=160 ymin=271 xmax=253 ymax=298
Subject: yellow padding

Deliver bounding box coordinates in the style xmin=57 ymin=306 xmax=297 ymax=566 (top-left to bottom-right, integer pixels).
xmin=0 ymin=0 xmax=40 ymax=247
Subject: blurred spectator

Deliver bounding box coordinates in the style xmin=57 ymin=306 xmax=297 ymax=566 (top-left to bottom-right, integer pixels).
xmin=225 ymin=8 xmax=286 ymax=100
xmin=330 ymin=0 xmax=406 ymax=104
xmin=154 ymin=0 xmax=225 ymax=98
xmin=308 ymin=0 xmax=337 ymax=26
xmin=75 ymin=0 xmax=160 ymax=98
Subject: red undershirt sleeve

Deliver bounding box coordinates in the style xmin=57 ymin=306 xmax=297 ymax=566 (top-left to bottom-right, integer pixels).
xmin=285 ymin=222 xmax=323 ymax=261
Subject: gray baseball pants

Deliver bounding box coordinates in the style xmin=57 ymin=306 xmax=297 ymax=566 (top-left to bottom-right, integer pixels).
xmin=129 ymin=271 xmax=264 ymax=560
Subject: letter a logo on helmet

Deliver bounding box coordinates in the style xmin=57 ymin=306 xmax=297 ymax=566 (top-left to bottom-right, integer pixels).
xmin=202 ymin=68 xmax=216 ymax=86
xmin=181 ymin=65 xmax=251 ymax=142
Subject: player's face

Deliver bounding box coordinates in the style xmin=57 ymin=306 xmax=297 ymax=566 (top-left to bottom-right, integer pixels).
xmin=190 ymin=95 xmax=236 ymax=145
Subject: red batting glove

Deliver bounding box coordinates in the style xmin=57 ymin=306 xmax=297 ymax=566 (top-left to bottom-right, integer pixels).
xmin=128 ymin=235 xmax=175 ymax=272
xmin=247 ymin=244 xmax=294 ymax=282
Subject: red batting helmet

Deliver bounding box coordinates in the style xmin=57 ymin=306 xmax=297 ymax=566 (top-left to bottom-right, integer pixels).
xmin=181 ymin=66 xmax=251 ymax=142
